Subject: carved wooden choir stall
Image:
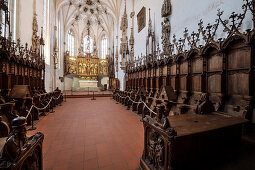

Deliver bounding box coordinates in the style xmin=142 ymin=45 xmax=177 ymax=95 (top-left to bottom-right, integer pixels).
xmin=114 ymin=0 xmax=255 ymax=169
xmin=0 ymin=0 xmax=63 ymax=169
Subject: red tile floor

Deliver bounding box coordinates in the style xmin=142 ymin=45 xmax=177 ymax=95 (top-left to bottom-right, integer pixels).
xmin=27 ymin=97 xmax=144 ymax=170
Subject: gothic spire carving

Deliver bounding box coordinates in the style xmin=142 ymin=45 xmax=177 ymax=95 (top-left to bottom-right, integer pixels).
xmin=161 ymin=0 xmax=172 ymax=56
xmin=148 ymin=8 xmax=152 ymax=36
xmin=120 ymin=0 xmax=129 ymax=71
xmin=31 ymin=12 xmax=40 ymax=57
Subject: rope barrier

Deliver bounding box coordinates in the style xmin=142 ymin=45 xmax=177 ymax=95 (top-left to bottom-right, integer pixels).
xmin=52 ymin=93 xmax=62 ymax=100
xmin=114 ymin=93 xmax=232 ymax=118
xmin=21 ymin=93 xmax=63 ymax=130
xmin=26 ymin=105 xmax=34 ymax=119
xmin=34 ymin=97 xmax=53 ymax=111
xmin=114 ymin=93 xmax=157 ymax=115
xmin=25 ymin=96 xmax=54 ymax=119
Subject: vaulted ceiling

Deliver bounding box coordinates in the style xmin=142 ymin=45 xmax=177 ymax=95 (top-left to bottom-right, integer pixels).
xmin=56 ymin=0 xmax=123 ymax=41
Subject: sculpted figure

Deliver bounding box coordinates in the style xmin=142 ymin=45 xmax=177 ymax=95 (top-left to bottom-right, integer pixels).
xmin=161 ymin=17 xmax=171 ymax=55
xmin=161 ymin=0 xmax=171 ymax=17
xmin=0 ymin=117 xmax=27 ymax=162
xmin=148 ymin=132 xmax=157 ymax=164
xmin=155 ymin=102 xmax=177 ymax=136
xmin=154 ymin=137 xmax=164 ymax=168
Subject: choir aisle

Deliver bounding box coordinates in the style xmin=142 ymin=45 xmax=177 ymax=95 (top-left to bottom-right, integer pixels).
xmin=28 ymin=98 xmax=144 ymax=170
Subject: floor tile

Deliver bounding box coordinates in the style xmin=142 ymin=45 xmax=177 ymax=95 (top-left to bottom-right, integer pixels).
xmin=28 ymin=98 xmax=143 ymax=170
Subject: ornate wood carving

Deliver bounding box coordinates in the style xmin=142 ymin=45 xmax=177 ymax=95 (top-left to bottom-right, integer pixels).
xmin=0 ymin=117 xmax=44 ymax=169
xmin=126 ymin=0 xmax=254 ymax=119
xmin=118 ymin=1 xmax=254 ymax=169
xmin=120 ymin=0 xmax=129 ymax=70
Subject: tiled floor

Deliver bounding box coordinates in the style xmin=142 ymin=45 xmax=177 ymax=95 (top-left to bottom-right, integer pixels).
xmin=27 ymin=97 xmax=144 ymax=170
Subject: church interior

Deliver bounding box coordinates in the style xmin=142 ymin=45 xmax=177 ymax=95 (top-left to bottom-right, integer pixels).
xmin=0 ymin=0 xmax=255 ymax=169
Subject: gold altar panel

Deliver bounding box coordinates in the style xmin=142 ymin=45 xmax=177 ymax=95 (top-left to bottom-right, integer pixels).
xmin=99 ymin=60 xmax=108 ymax=76
xmin=65 ymin=52 xmax=108 ymax=77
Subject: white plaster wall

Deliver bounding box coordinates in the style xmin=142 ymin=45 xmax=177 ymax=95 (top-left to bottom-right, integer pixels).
xmin=17 ymin=0 xmax=44 ymax=46
xmin=16 ymin=0 xmax=56 ymax=92
xmin=64 ymin=77 xmax=73 ymax=91
xmin=116 ymin=0 xmax=253 ymax=90
xmin=45 ymin=0 xmax=56 ymax=92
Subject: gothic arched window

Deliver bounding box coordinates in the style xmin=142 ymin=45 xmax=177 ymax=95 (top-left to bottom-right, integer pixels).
xmin=1 ymin=0 xmax=16 ymax=38
xmin=67 ymin=30 xmax=74 ymax=56
xmin=83 ymin=36 xmax=94 ymax=55
xmin=101 ymin=36 xmax=108 ymax=59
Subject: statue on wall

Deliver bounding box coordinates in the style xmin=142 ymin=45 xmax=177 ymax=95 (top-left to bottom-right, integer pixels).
xmin=120 ymin=0 xmax=129 ymax=71
xmin=161 ymin=0 xmax=172 ymax=56
xmin=161 ymin=0 xmax=171 ymax=17
xmin=31 ymin=13 xmax=40 ymax=56
xmin=161 ymin=17 xmax=171 ymax=55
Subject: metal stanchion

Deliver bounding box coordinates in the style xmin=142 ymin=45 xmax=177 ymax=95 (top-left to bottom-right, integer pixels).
xmin=64 ymin=90 xmax=67 ymax=102
xmin=28 ymin=109 xmax=36 ymax=131
xmin=91 ymin=91 xmax=96 ymax=100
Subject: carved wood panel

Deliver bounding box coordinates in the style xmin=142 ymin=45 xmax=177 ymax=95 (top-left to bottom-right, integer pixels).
xmin=163 ymin=65 xmax=167 ymax=76
xmin=180 ymin=61 xmax=188 ymax=75
xmin=207 ymin=74 xmax=221 ymax=93
xmin=207 ymin=54 xmax=222 ymax=72
xmin=227 ymin=45 xmax=250 ymax=70
xmin=191 ymin=75 xmax=201 ymax=92
xmin=228 ymin=73 xmax=249 ymax=95
xmin=170 ymin=64 xmax=176 ymax=75
xmin=171 ymin=77 xmax=176 ymax=90
xmin=156 ymin=67 xmax=160 ymax=77
xmin=191 ymin=58 xmax=203 ymax=73
xmin=179 ymin=76 xmax=187 ymax=91
xmin=227 ymin=41 xmax=250 ymax=96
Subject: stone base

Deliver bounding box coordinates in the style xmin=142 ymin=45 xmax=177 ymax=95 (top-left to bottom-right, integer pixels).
xmin=79 ymin=80 xmax=98 ymax=88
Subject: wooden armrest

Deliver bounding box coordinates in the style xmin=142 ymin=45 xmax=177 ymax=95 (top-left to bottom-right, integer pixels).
xmin=0 ymin=102 xmax=15 ymax=106
xmin=24 ymin=97 xmax=33 ymax=99
xmin=4 ymin=102 xmax=16 ymax=106
xmin=168 ymin=101 xmax=183 ymax=105
xmin=179 ymin=104 xmax=197 ymax=109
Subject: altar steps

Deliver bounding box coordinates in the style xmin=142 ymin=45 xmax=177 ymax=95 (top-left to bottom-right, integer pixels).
xmin=64 ymin=90 xmax=112 ymax=98
xmin=65 ymin=94 xmax=112 ymax=98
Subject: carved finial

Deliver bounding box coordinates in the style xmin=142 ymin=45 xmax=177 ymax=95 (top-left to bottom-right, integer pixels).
xmin=124 ymin=0 xmax=127 ymax=13
xmin=229 ymin=12 xmax=238 ymax=28
xmin=218 ymin=5 xmax=248 ymax=37
xmin=183 ymin=28 xmax=188 ymax=38
xmin=148 ymin=8 xmax=152 ymax=35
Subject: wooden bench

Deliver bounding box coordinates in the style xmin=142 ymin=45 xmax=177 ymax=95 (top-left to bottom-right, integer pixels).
xmin=140 ymin=112 xmax=249 ymax=170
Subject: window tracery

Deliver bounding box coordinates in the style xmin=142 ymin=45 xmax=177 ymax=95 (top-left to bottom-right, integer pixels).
xmin=101 ymin=35 xmax=108 ymax=59
xmin=67 ymin=30 xmax=75 ymax=56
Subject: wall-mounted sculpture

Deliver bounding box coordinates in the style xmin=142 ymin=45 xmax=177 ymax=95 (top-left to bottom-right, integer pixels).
xmin=129 ymin=11 xmax=135 ymax=66
xmin=120 ymin=0 xmax=129 ymax=71
xmin=161 ymin=0 xmax=172 ymax=56
xmin=31 ymin=13 xmax=40 ymax=57
xmin=161 ymin=18 xmax=171 ymax=56
xmin=161 ymin=0 xmax=171 ymax=17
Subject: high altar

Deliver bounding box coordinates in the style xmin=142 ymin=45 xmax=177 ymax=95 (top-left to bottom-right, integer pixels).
xmin=65 ymin=51 xmax=108 ymax=90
